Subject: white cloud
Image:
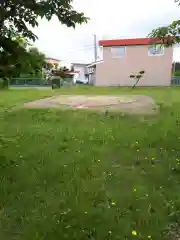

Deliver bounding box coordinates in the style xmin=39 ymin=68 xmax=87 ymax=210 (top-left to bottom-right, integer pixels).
xmin=33 ymin=0 xmax=180 ymax=63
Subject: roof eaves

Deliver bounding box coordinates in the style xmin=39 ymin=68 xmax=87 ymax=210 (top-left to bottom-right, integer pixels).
xmin=87 ymin=60 xmax=103 ymax=68
xmin=99 ymin=37 xmax=175 ymax=47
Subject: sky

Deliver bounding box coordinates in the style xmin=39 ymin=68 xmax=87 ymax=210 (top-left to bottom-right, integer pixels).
xmin=33 ymin=0 xmax=180 ymax=64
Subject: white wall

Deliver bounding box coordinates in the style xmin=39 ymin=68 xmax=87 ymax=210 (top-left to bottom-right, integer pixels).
xmin=74 ymin=66 xmax=87 ymax=83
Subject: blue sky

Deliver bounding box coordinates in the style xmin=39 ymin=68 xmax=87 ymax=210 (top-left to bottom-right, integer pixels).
xmin=33 ymin=0 xmax=180 ymax=63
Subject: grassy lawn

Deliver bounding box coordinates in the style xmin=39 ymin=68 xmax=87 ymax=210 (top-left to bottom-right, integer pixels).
xmin=1 ymin=87 xmax=180 ymax=239
xmin=0 ymin=89 xmax=55 ymax=111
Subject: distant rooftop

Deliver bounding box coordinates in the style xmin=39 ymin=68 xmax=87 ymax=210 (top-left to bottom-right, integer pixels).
xmin=72 ymin=62 xmax=88 ymax=66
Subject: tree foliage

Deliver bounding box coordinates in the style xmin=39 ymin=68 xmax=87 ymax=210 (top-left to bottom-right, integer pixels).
xmin=52 ymin=66 xmax=70 ymax=77
xmin=0 ymin=38 xmax=45 ymax=78
xmin=149 ymin=0 xmax=180 ymax=45
xmin=173 ymin=61 xmax=180 ymax=72
xmin=0 ymin=0 xmax=88 ymax=78
xmin=19 ymin=47 xmax=46 ymax=77
xmin=0 ymin=38 xmax=26 ymax=79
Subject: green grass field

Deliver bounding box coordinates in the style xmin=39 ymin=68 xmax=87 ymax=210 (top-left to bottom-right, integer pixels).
xmin=1 ymin=87 xmax=180 ymax=240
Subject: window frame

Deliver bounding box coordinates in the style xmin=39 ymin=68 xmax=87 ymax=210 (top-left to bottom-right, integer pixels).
xmin=111 ymin=46 xmax=126 ymax=58
xmin=148 ymin=44 xmax=164 ymax=56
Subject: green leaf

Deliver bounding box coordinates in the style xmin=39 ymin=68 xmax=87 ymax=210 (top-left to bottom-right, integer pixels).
xmin=0 ymin=0 xmax=88 ymax=78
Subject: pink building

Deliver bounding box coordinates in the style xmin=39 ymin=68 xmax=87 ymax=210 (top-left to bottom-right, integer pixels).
xmin=90 ymin=38 xmax=173 ymax=87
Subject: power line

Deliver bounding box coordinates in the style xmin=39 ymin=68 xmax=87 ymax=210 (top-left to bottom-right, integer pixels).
xmin=66 ymin=45 xmax=94 ymax=52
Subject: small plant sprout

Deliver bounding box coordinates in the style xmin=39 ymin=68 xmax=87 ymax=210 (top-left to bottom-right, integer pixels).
xmin=130 ymin=70 xmax=145 ymax=89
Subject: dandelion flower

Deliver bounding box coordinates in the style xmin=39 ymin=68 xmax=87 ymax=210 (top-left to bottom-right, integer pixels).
xmin=111 ymin=201 xmax=116 ymax=206
xmin=133 ymin=188 xmax=137 ymax=192
xmin=108 ymin=231 xmax=112 ymax=234
xmin=132 ymin=230 xmax=137 ymax=236
xmin=65 ymin=225 xmax=71 ymax=228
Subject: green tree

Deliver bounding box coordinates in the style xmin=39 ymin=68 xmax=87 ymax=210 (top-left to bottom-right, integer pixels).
xmin=0 ymin=38 xmax=45 ymax=79
xmin=19 ymin=47 xmax=46 ymax=77
xmin=0 ymin=36 xmax=28 ymax=80
xmin=0 ymin=0 xmax=88 ymax=80
xmin=149 ymin=0 xmax=180 ymax=45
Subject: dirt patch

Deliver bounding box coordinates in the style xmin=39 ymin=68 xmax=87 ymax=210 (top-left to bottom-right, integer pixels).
xmin=23 ymin=95 xmax=158 ymax=115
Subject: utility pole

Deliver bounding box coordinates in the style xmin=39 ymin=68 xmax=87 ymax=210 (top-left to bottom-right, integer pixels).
xmin=94 ymin=34 xmax=98 ymax=62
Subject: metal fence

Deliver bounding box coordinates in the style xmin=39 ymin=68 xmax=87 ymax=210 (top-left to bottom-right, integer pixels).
xmin=10 ymin=78 xmax=47 ymax=86
xmin=10 ymin=77 xmax=73 ymax=88
xmin=171 ymin=77 xmax=180 ymax=85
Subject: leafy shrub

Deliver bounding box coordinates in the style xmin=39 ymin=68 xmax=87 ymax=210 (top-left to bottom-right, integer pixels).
xmin=0 ymin=78 xmax=9 ymax=89
xmin=0 ymin=78 xmax=3 ymax=89
xmin=174 ymin=71 xmax=180 ymax=77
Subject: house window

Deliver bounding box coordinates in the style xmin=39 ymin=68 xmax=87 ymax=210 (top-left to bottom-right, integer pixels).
xmin=148 ymin=44 xmax=164 ymax=56
xmin=111 ymin=46 xmax=125 ymax=58
xmin=88 ymin=67 xmax=94 ymax=74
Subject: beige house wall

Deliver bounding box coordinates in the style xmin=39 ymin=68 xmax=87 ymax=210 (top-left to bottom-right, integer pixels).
xmin=95 ymin=45 xmax=173 ymax=86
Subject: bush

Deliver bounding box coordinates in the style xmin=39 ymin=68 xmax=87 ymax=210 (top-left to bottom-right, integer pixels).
xmin=0 ymin=78 xmax=3 ymax=89
xmin=174 ymin=71 xmax=180 ymax=77
xmin=0 ymin=78 xmax=9 ymax=89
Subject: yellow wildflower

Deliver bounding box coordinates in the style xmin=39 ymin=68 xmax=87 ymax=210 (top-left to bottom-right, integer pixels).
xmin=111 ymin=201 xmax=116 ymax=206
xmin=132 ymin=230 xmax=137 ymax=236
